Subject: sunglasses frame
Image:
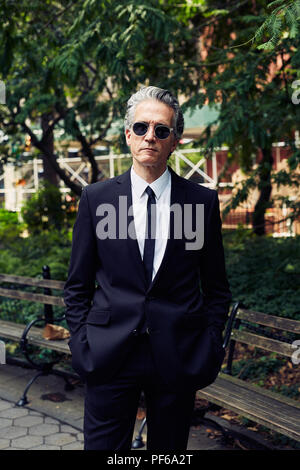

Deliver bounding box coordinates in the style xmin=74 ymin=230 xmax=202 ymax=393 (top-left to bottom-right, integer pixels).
xmin=132 ymin=121 xmax=174 ymax=140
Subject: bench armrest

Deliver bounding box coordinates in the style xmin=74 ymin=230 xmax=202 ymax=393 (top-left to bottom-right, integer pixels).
xmin=223 ymin=301 xmax=241 ymax=349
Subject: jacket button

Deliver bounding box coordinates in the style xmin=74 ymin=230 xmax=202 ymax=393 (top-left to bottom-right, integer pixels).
xmin=132 ymin=329 xmax=138 ymax=336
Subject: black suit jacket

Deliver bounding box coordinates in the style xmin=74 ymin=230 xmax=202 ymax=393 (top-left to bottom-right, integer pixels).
xmin=64 ymin=166 xmax=232 ymax=390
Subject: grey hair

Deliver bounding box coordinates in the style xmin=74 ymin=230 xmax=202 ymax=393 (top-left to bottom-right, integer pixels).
xmin=124 ymin=86 xmax=184 ymax=140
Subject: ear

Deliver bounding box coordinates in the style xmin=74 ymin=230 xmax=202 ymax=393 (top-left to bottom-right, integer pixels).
xmin=170 ymin=137 xmax=179 ymax=154
xmin=125 ymin=128 xmax=131 ymax=147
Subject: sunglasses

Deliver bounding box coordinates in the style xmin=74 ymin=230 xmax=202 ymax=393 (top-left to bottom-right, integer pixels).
xmin=132 ymin=122 xmax=174 ymax=140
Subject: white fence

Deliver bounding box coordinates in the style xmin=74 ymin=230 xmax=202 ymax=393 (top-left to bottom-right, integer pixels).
xmin=1 ymin=147 xmax=297 ymax=237
xmin=0 ymin=148 xmax=231 ymax=212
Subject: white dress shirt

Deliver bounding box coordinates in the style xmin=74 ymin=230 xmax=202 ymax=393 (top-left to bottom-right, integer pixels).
xmin=130 ymin=166 xmax=171 ymax=281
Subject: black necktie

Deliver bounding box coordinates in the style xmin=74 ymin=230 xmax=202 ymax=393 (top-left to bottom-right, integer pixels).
xmin=143 ymin=186 xmax=156 ymax=286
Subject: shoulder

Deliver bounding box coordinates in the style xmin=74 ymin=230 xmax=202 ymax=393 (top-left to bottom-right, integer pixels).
xmin=81 ymin=173 xmax=122 ymax=205
xmin=83 ymin=175 xmax=118 ymax=195
xmin=75 ymin=176 xmax=118 ymax=214
xmin=171 ymin=169 xmax=218 ymax=203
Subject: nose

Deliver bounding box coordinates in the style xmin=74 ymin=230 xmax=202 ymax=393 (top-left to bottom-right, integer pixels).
xmin=144 ymin=124 xmax=156 ymax=141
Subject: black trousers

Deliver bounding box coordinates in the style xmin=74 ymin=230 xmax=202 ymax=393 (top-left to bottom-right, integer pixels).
xmin=83 ymin=333 xmax=196 ymax=451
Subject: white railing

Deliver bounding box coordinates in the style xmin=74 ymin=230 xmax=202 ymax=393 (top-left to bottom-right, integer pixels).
xmin=0 ymin=148 xmax=232 ymax=212
xmin=1 ymin=147 xmax=297 ymax=238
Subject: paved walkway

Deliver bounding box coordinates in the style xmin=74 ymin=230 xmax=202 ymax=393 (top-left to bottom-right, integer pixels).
xmin=0 ymin=398 xmax=83 ymax=450
xmin=0 ymin=362 xmax=275 ymax=451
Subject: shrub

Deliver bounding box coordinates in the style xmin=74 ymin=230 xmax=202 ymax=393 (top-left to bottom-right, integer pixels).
xmin=223 ymin=231 xmax=300 ymax=319
xmin=0 ymin=229 xmax=72 ymax=279
xmin=21 ymin=181 xmax=65 ymax=234
xmin=0 ymin=208 xmax=25 ymax=244
xmin=0 ymin=229 xmax=71 ymax=325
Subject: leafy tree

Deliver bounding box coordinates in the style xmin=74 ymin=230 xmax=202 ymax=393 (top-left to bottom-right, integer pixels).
xmin=253 ymin=0 xmax=300 ymax=50
xmin=1 ymin=0 xmax=299 ymax=234
xmin=0 ymin=0 xmax=197 ymax=195
xmin=182 ymin=0 xmax=300 ymax=234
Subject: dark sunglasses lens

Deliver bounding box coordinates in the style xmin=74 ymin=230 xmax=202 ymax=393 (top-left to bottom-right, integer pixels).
xmin=133 ymin=122 xmax=148 ymax=136
xmin=155 ymin=126 xmax=170 ymax=139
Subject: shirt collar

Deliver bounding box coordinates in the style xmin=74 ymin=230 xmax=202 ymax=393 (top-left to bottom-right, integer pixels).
xmin=130 ymin=165 xmax=170 ymax=200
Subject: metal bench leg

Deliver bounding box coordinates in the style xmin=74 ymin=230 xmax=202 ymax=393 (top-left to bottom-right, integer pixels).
xmin=132 ymin=417 xmax=147 ymax=449
xmin=51 ymin=369 xmax=75 ymax=391
xmin=16 ymin=369 xmax=76 ymax=407
xmin=16 ymin=370 xmax=46 ymax=407
xmin=63 ymin=376 xmax=75 ymax=391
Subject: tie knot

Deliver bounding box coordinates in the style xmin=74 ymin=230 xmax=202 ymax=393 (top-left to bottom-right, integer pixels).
xmin=145 ymin=186 xmax=156 ymax=201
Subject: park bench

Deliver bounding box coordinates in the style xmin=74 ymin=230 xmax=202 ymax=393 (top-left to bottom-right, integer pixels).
xmin=1 ymin=272 xmax=299 ymax=446
xmin=133 ymin=302 xmax=300 ymax=448
xmin=197 ymin=302 xmax=300 ymax=445
xmin=0 ymin=267 xmax=75 ymax=406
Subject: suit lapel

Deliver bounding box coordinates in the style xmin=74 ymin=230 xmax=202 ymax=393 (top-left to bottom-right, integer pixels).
xmin=115 ymin=168 xmax=146 ymax=285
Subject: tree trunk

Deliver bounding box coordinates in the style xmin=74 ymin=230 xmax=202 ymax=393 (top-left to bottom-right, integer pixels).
xmin=72 ymin=119 xmax=104 ymax=183
xmin=252 ymin=145 xmax=273 ymax=236
xmin=22 ymin=119 xmax=82 ymax=196
xmin=41 ymin=113 xmax=58 ymax=187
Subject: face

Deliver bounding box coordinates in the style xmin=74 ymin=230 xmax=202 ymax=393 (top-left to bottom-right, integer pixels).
xmin=125 ymin=99 xmax=178 ymax=173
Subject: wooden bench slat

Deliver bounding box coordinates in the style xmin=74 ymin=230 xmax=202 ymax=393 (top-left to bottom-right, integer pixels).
xmin=0 ymin=320 xmax=70 ymax=354
xmin=0 ymin=321 xmax=25 ymax=342
xmin=198 ymin=374 xmax=300 ymax=442
xmin=213 ymin=372 xmax=300 ymax=410
xmin=238 ymin=309 xmax=300 ymax=333
xmin=231 ymin=329 xmax=294 ymax=357
xmin=204 ymin=378 xmax=300 ymax=428
xmin=223 ymin=372 xmax=300 ymax=409
xmin=0 ymin=287 xmax=65 ymax=307
xmin=0 ymin=274 xmax=65 ymax=290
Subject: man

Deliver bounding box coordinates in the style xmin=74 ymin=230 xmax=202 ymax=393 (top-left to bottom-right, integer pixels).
xmin=64 ymin=86 xmax=232 ymax=451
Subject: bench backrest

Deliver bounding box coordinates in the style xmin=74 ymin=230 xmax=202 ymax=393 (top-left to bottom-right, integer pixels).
xmin=224 ymin=302 xmax=300 ymax=374
xmin=0 ymin=273 xmax=65 ymax=307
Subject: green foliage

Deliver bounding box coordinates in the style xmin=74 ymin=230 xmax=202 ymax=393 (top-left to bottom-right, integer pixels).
xmin=231 ymin=354 xmax=286 ymax=381
xmin=184 ymin=0 xmax=300 ymax=233
xmin=20 ymin=181 xmax=73 ymax=234
xmin=26 ymin=344 xmax=68 ymax=364
xmin=223 ymin=232 xmax=300 ymax=318
xmin=0 ymin=229 xmax=71 ymax=280
xmin=0 ymin=229 xmax=71 ymax=325
xmin=270 ymin=383 xmax=300 ymax=399
xmin=254 ymin=0 xmax=300 ymax=50
xmin=0 ymin=0 xmax=199 ymax=193
xmin=0 ymin=208 xmax=26 ymax=244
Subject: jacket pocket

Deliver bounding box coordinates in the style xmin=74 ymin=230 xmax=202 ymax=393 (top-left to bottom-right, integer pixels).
xmin=86 ymin=309 xmax=111 ymax=325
